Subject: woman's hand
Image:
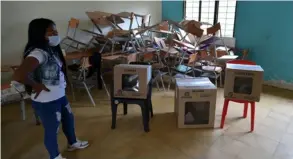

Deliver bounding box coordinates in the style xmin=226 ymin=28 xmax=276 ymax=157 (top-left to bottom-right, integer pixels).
xmin=32 ymin=83 xmax=50 ymax=99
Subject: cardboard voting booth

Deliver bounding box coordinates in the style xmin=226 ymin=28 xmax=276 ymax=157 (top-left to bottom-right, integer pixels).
xmin=113 ymin=64 xmax=152 ymax=99
xmin=175 ymin=78 xmax=217 ymax=128
xmin=224 ymin=64 xmax=264 ymax=102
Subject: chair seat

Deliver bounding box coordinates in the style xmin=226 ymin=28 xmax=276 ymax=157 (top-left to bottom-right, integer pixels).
xmin=202 ymin=66 xmax=222 ymax=73
xmin=175 ymin=65 xmax=192 ymax=73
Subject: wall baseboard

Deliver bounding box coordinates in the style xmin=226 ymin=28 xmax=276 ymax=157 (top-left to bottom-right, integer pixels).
xmin=263 ymin=80 xmax=293 ymax=91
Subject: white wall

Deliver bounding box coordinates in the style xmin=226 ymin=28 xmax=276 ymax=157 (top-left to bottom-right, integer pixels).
xmin=1 ymin=1 xmax=162 ymax=65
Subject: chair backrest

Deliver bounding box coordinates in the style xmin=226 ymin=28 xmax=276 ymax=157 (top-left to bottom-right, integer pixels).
xmin=181 ymin=20 xmax=201 ymax=29
xmin=184 ymin=22 xmax=204 ymax=37
xmin=209 ymin=45 xmax=227 ymax=58
xmin=207 ymin=23 xmax=221 ymax=36
xmin=158 ymin=21 xmax=169 ymax=31
xmin=199 ymin=50 xmax=209 ymax=59
xmin=80 ymin=57 xmax=92 ymax=69
xmin=187 ymin=53 xmax=198 ymax=65
xmin=142 ymin=14 xmax=151 ymax=28
xmin=226 ymin=59 xmax=256 ymax=65
xmin=67 ymin=18 xmax=80 ymax=38
xmin=69 ymin=18 xmax=80 ymax=28
xmin=154 ymin=37 xmax=167 ymax=49
xmin=143 ymin=52 xmax=155 ymax=62
xmin=242 ymin=49 xmax=249 ymax=60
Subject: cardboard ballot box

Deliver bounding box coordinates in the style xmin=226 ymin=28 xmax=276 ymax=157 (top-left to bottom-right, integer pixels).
xmin=113 ymin=64 xmax=152 ymax=99
xmin=175 ymin=78 xmax=217 ymax=128
xmin=224 ymin=63 xmax=264 ymax=102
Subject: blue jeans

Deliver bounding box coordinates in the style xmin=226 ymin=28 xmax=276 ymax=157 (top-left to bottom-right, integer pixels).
xmin=32 ymin=96 xmax=77 ymax=159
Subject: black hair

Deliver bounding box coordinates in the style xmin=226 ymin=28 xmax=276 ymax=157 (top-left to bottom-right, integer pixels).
xmin=23 ymin=18 xmax=68 ymax=94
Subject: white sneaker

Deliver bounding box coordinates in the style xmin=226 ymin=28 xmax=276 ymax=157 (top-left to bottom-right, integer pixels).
xmin=67 ymin=139 xmax=89 ymax=151
xmin=54 ymin=154 xmax=66 ymax=159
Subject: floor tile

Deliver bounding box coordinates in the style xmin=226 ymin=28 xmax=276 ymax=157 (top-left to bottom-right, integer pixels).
xmin=237 ymin=133 xmax=279 ymax=155
xmin=1 ymin=86 xmax=293 ymax=159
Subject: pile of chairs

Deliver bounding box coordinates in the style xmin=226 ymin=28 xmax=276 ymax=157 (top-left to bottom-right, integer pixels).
xmin=59 ymin=11 xmax=246 ymax=107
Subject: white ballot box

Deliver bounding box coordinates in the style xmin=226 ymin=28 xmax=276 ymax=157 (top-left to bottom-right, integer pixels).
xmin=113 ymin=64 xmax=152 ymax=99
xmin=224 ymin=63 xmax=264 ymax=102
xmin=175 ymin=77 xmax=217 ymax=128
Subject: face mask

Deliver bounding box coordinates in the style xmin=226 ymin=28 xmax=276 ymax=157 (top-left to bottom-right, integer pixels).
xmin=48 ymin=35 xmax=61 ymax=47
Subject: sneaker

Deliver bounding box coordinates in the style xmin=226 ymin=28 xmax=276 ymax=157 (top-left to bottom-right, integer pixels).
xmin=67 ymin=139 xmax=89 ymax=151
xmin=54 ymin=154 xmax=66 ymax=159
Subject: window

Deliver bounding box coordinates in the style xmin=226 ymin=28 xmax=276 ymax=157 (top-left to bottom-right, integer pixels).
xmin=185 ymin=0 xmax=237 ymax=37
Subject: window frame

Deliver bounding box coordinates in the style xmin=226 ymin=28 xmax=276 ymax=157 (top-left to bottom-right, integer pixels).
xmin=183 ymin=0 xmax=238 ymax=37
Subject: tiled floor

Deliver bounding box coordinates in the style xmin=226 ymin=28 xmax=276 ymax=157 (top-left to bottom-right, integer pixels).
xmin=1 ymin=86 xmax=293 ymax=159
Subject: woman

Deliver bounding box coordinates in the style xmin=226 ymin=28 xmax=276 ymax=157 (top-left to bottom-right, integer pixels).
xmin=13 ymin=18 xmax=89 ymax=159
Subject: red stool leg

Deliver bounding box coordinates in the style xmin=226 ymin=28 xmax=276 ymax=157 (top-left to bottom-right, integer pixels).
xmin=220 ymin=99 xmax=229 ymax=129
xmin=243 ymin=103 xmax=248 ymax=118
xmin=250 ymin=102 xmax=255 ymax=132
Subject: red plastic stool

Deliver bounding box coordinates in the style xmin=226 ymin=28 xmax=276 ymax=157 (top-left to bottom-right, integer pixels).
xmin=220 ymin=59 xmax=256 ymax=132
xmin=220 ymin=99 xmax=256 ymax=131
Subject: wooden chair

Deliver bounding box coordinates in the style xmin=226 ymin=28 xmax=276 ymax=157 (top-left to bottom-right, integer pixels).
xmin=2 ymin=66 xmax=40 ymax=125
xmin=204 ymin=23 xmax=229 ymax=57
xmin=61 ymin=18 xmax=95 ymax=53
xmin=69 ymin=57 xmax=96 ymax=106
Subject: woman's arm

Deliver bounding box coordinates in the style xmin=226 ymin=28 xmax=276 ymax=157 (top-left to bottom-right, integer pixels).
xmin=13 ymin=56 xmax=50 ymax=98
xmin=13 ymin=57 xmax=39 ymax=85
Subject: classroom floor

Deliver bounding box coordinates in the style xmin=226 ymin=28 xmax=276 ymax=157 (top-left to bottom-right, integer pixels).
xmin=1 ymin=86 xmax=293 ymax=159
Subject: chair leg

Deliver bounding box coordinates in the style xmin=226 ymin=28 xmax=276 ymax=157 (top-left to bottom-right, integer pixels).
xmin=99 ymin=40 xmax=108 ymax=53
xmin=111 ymin=101 xmax=118 ymax=129
xmin=149 ymin=100 xmax=154 ymax=117
xmin=155 ymin=80 xmax=160 ymax=91
xmin=214 ymin=72 xmax=218 ymax=87
xmin=70 ymin=83 xmax=76 ymax=101
xmin=160 ymin=74 xmax=166 ymax=91
xmin=250 ymin=102 xmax=255 ymax=132
xmin=123 ymin=102 xmax=127 ymax=115
xmin=82 ymin=82 xmax=96 ymax=107
xmin=243 ymin=103 xmax=248 ymax=118
xmin=220 ymin=99 xmax=229 ymax=129
xmin=219 ymin=72 xmax=223 ymax=87
xmin=100 ymin=75 xmax=110 ymax=99
xmin=168 ymin=78 xmax=172 ymax=91
xmin=141 ymin=101 xmax=150 ymax=132
xmin=20 ymin=100 xmax=26 ymax=121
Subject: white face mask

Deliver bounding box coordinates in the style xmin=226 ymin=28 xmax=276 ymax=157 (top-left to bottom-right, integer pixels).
xmin=48 ymin=35 xmax=61 ymax=47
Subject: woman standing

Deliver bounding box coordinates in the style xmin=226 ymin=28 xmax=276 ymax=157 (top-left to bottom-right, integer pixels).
xmin=13 ymin=18 xmax=89 ymax=159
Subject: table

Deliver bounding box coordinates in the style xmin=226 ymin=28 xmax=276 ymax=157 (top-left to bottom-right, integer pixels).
xmin=217 ymin=55 xmax=238 ymax=61
xmin=216 ymin=55 xmax=239 ymax=67
xmin=65 ymin=50 xmax=94 ymax=60
xmin=173 ymin=39 xmax=195 ymax=49
xmin=149 ymin=29 xmax=173 ymax=35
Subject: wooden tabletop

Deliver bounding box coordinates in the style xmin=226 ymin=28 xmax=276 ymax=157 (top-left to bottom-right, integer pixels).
xmin=149 ymin=29 xmax=173 ymax=35
xmin=65 ymin=50 xmax=94 ymax=60
xmin=86 ymin=11 xmax=124 ymax=25
xmin=173 ymin=39 xmax=195 ymax=49
xmin=217 ymin=55 xmax=238 ymax=60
